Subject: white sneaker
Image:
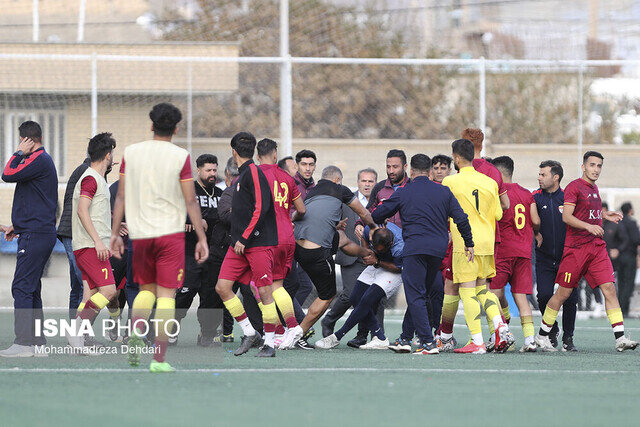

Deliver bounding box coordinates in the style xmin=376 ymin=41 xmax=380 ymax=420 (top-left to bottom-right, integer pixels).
xmin=535 ymin=334 xmax=557 ymax=352
xmin=0 ymin=344 xmax=34 ymax=358
xmin=360 ymin=336 xmax=390 ymax=350
xmin=519 ymin=342 xmax=537 ymax=353
xmin=615 ymin=335 xmax=639 ymax=352
xmin=67 ymin=334 xmax=84 ymax=349
xmin=315 ymin=334 xmax=340 ymax=349
xmin=32 ymin=345 xmax=49 ymax=357
xmin=273 ymin=333 xmax=285 ymax=349
xmin=280 ymin=325 xmax=303 ymax=350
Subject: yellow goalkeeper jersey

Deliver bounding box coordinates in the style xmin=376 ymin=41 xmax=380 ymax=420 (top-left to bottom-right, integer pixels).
xmin=442 ymin=166 xmax=502 ymax=255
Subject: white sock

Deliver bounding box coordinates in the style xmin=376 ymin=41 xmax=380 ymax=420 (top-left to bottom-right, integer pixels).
xmin=492 ymin=315 xmax=502 ymax=331
xmin=264 ymin=331 xmax=275 ymax=347
xmin=524 ymin=335 xmax=535 ymax=346
xmin=540 ymin=323 xmax=552 ymax=333
xmin=238 ymin=318 xmax=256 ymax=336
xmin=441 ymin=332 xmax=453 ymax=340
xmin=471 ymin=333 xmax=484 ymax=345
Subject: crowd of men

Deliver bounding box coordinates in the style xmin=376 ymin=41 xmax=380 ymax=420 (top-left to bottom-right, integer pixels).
xmin=1 ymin=102 xmax=639 ymax=371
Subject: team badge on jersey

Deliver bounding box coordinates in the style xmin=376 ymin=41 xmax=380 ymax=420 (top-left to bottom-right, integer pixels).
xmin=558 ymin=205 xmax=564 ymax=213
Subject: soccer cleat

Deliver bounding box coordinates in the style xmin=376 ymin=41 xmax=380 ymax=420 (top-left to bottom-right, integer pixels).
xmin=562 ymin=336 xmax=578 ymax=352
xmin=438 ymin=336 xmax=457 ymax=353
xmin=273 ymin=333 xmax=285 ymax=349
xmin=414 ymin=341 xmax=439 ymax=355
xmin=454 ymin=342 xmax=486 ymax=354
xmin=295 ymin=338 xmax=315 ymax=350
xmin=0 ymin=344 xmax=34 ymax=358
xmin=234 ymin=333 xmax=263 ymax=356
xmin=255 ymin=345 xmax=276 ymax=357
xmin=280 ymin=325 xmax=304 ymax=350
xmin=549 ymin=328 xmax=560 ymax=349
xmin=347 ymin=335 xmax=368 ymax=349
xmin=67 ymin=333 xmax=84 ymax=349
xmin=197 ymin=334 xmax=216 ymax=348
xmin=360 ymin=336 xmax=390 ymax=350
xmin=486 ymin=335 xmax=495 ymax=353
xmin=315 ymin=334 xmax=340 ymax=349
xmin=388 ymin=337 xmax=412 ymax=353
xmin=168 ymin=335 xmax=178 ymax=346
xmin=534 ymin=334 xmax=557 ymax=352
xmin=495 ymin=323 xmax=515 ymax=353
xmin=615 ymin=336 xmax=639 ymax=352
xmin=222 ymin=333 xmax=234 ymax=343
xmin=519 ymin=342 xmax=537 ymax=353
xmin=127 ymin=333 xmax=146 ymax=366
xmin=149 ymin=360 xmax=176 ymax=373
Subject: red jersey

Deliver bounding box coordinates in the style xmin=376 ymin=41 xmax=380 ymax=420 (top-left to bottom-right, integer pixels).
xmin=259 ymin=164 xmax=301 ymax=245
xmin=473 ymin=158 xmax=506 ymax=242
xmin=563 ymin=178 xmax=604 ymax=248
xmin=497 ymin=183 xmax=535 ymax=259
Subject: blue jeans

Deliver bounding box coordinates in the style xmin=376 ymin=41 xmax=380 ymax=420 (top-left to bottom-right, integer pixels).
xmin=59 ymin=236 xmax=83 ymax=319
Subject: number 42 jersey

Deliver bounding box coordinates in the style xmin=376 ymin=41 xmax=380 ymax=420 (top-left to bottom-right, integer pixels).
xmin=498 ymin=182 xmax=535 ymax=259
xmin=259 ymin=163 xmax=301 ymax=245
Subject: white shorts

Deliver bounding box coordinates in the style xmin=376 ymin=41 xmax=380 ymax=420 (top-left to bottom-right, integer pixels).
xmin=357 ymin=265 xmax=403 ymax=298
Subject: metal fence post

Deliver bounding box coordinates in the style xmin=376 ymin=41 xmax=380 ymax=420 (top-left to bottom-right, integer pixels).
xmin=578 ymin=64 xmax=584 ymax=173
xmin=187 ymin=62 xmax=193 ymax=155
xmin=280 ymin=0 xmax=293 ymax=156
xmin=479 ymin=56 xmax=487 ymax=155
xmin=91 ymin=52 xmax=97 ymax=136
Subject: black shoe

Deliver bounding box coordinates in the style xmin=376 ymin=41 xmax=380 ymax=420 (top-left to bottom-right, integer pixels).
xmin=233 ymin=333 xmax=262 ymax=356
xmin=347 ymin=335 xmax=368 ymax=349
xmin=549 ymin=328 xmax=560 ymax=349
xmin=388 ymin=337 xmax=412 ymax=353
xmin=221 ymin=333 xmax=234 ymax=343
xmin=197 ymin=334 xmax=216 ymax=347
xmin=413 ymin=340 xmax=439 ymax=355
xmin=302 ymin=328 xmax=315 ymax=341
xmin=295 ymin=337 xmax=315 ymax=350
xmin=255 ymin=344 xmax=276 ymax=357
xmin=562 ymin=336 xmax=578 ymax=352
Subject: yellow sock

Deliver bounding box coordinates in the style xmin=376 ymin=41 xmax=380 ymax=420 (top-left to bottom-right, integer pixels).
xmin=475 ymin=285 xmax=501 ymax=333
xmin=502 ymin=305 xmax=511 ymax=324
xmin=272 ymin=287 xmax=295 ymax=320
xmin=606 ymin=308 xmax=625 ymax=338
xmin=223 ymin=295 xmax=247 ymax=320
xmin=261 ymin=302 xmax=278 ymax=325
xmin=77 ymin=302 xmax=85 ymax=313
xmin=521 ymin=315 xmax=534 ymax=339
xmin=89 ymin=292 xmax=110 ymax=310
xmin=542 ymin=306 xmax=559 ymax=329
xmin=258 ymin=302 xmax=264 ymax=312
xmin=109 ymin=307 xmax=121 ymax=319
xmin=131 ymin=290 xmax=156 ymax=334
xmin=460 ymin=287 xmax=482 ymax=337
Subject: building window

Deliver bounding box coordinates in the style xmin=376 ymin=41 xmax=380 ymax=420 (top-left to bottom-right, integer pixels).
xmin=0 ymin=108 xmax=66 ymax=178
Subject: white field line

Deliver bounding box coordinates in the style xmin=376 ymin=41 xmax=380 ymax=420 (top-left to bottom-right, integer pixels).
xmin=0 ymin=367 xmax=637 ymax=374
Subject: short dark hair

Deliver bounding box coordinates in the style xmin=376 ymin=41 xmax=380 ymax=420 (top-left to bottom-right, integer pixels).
xmin=491 ymin=156 xmax=514 ymax=177
xmin=196 ymin=154 xmax=218 ymax=168
xmin=583 ymin=151 xmax=604 ymax=163
xmin=431 ymin=154 xmax=452 ymax=168
xmin=277 ymin=156 xmax=294 ymax=171
xmin=149 ymin=103 xmax=182 ymax=137
xmin=87 ymin=132 xmax=116 ymax=162
xmin=295 ymin=149 xmax=316 ymax=163
xmin=452 ymin=139 xmax=474 ymax=162
xmin=371 ymin=227 xmax=394 ymax=251
xmin=387 ymin=149 xmax=407 ymax=165
xmin=621 ymin=202 xmax=633 ymax=216
xmin=539 ymin=160 xmax=564 ymax=183
xmin=410 ymin=154 xmax=431 ymax=172
xmin=602 ymin=202 xmax=609 ymax=210
xmin=19 ymin=121 xmax=42 ymax=143
xmin=257 ymin=138 xmax=278 ymax=157
xmin=230 ymin=132 xmax=257 ymax=159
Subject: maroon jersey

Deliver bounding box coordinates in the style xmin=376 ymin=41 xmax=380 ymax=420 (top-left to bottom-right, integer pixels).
xmin=563 ymin=178 xmax=604 ymax=248
xmin=259 ymin=164 xmax=301 ymax=245
xmin=473 ymin=158 xmax=506 ymax=242
xmin=497 ymin=183 xmax=535 ymax=259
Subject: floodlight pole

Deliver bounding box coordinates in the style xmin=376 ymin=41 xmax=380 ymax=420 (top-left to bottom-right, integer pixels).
xmin=32 ymin=0 xmax=39 ymax=42
xmin=91 ymin=52 xmax=97 ymax=136
xmin=578 ymin=64 xmax=584 ymax=175
xmin=187 ymin=62 xmax=193 ymax=155
xmin=280 ymin=0 xmax=293 ymax=157
xmin=479 ymin=57 xmax=487 ymax=155
xmin=77 ymin=0 xmax=86 ymax=42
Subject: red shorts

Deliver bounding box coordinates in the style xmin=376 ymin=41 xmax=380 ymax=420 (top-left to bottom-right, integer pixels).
xmin=219 ymin=246 xmax=274 ymax=288
xmin=440 ymin=243 xmax=453 ymax=281
xmin=74 ymin=247 xmax=116 ymax=289
xmin=273 ymin=242 xmax=295 ymax=281
xmin=132 ymin=232 xmax=185 ymax=289
xmin=490 ymin=255 xmax=533 ymax=294
xmin=555 ymin=242 xmax=615 ymax=289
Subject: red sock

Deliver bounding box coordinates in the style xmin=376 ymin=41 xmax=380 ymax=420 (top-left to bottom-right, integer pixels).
xmin=441 ymin=320 xmax=454 ymax=335
xmin=264 ymin=323 xmax=276 ymax=334
xmin=78 ymin=299 xmax=100 ymax=323
xmin=154 ymin=339 xmax=167 ymax=362
xmin=132 ymin=316 xmax=148 ymax=335
xmin=275 ymin=324 xmax=286 ymax=335
xmin=235 ymin=313 xmax=248 ymax=322
xmin=284 ymin=316 xmax=298 ymax=329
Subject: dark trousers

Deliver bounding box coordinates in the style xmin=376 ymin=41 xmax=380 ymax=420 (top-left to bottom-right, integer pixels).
xmin=428 ymin=271 xmax=444 ymax=331
xmin=125 ymin=239 xmax=139 ymax=310
xmin=401 ymin=254 xmax=442 ymax=344
xmin=282 ymin=260 xmax=309 ymax=323
xmin=321 ymin=261 xmax=384 ymax=337
xmin=58 ymin=236 xmax=83 ymax=319
xmin=12 ymin=232 xmax=56 ymax=346
xmin=617 ymin=253 xmax=637 ymax=316
xmin=536 ymin=255 xmax=578 ymax=338
xmin=294 ymin=266 xmax=315 ymax=307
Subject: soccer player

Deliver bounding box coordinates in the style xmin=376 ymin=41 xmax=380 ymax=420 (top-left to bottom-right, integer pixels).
xmin=283 ymin=166 xmax=377 ymax=349
xmin=68 ymin=133 xmax=118 ymax=348
xmin=489 ymin=156 xmax=540 ymax=352
xmin=374 ymin=154 xmax=473 ymax=354
xmin=535 ymin=151 xmax=638 ymax=352
xmin=277 ymin=156 xmax=298 ymax=178
xmin=256 ymin=138 xmax=307 ymax=348
xmin=442 ymin=139 xmax=513 ymax=354
xmin=215 ymin=132 xmax=280 ymax=357
xmin=316 ymin=225 xmax=403 ymax=350
xmin=111 ymin=103 xmax=209 ymax=372
xmin=430 ymin=154 xmax=452 ymax=184
xmin=173 ymin=154 xmax=223 ymax=347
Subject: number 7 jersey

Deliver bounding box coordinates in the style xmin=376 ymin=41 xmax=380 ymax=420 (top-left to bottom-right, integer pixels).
xmin=443 ymin=166 xmax=502 ymax=255
xmin=259 ymin=163 xmax=301 ymax=245
xmin=498 ymin=182 xmax=535 ymax=259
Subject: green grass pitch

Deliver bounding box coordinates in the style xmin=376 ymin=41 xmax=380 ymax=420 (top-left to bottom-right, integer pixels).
xmin=1 ymin=312 xmax=639 ymax=427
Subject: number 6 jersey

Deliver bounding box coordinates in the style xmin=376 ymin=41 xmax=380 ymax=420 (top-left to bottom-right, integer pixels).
xmin=497 ymin=182 xmax=535 ymax=259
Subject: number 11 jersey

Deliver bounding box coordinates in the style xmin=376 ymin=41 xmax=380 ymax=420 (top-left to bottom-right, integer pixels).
xmin=498 ymin=182 xmax=535 ymax=259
